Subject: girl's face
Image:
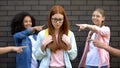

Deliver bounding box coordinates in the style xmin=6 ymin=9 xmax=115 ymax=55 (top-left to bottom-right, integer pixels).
xmin=92 ymin=11 xmax=105 ymax=26
xmin=23 ymin=16 xmax=32 ymax=29
xmin=51 ymin=13 xmax=64 ymax=30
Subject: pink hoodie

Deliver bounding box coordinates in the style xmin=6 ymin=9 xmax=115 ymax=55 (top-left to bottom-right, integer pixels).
xmin=78 ymin=26 xmax=110 ymax=68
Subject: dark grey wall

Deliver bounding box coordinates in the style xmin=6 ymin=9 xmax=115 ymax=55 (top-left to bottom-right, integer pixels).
xmin=0 ymin=0 xmax=120 ymax=68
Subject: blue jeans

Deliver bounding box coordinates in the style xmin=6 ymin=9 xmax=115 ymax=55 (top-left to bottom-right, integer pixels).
xmin=86 ymin=65 xmax=108 ymax=68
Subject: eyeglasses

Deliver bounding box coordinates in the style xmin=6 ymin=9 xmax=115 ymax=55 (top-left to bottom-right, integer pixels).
xmin=51 ymin=18 xmax=63 ymax=23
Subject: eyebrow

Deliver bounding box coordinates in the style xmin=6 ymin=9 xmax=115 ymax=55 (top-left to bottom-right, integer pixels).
xmin=52 ymin=17 xmax=63 ymax=19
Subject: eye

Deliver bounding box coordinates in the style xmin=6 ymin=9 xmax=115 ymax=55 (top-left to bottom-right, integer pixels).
xmin=92 ymin=14 xmax=100 ymax=18
xmin=52 ymin=18 xmax=63 ymax=21
xmin=92 ymin=15 xmax=95 ymax=17
xmin=58 ymin=19 xmax=63 ymax=21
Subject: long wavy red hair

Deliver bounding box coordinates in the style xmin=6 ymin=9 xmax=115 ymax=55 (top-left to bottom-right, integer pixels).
xmin=47 ymin=5 xmax=70 ymax=53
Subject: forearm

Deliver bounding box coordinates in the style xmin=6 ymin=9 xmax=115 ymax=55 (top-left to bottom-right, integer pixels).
xmin=34 ymin=45 xmax=46 ymax=60
xmin=0 ymin=47 xmax=13 ymax=54
xmin=13 ymin=28 xmax=31 ymax=39
xmin=67 ymin=35 xmax=77 ymax=60
xmin=30 ymin=25 xmax=44 ymax=33
xmin=104 ymin=45 xmax=120 ymax=57
xmin=87 ymin=25 xmax=96 ymax=32
xmin=30 ymin=27 xmax=36 ymax=33
xmin=67 ymin=47 xmax=77 ymax=60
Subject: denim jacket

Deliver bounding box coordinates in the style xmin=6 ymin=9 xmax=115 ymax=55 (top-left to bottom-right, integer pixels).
xmin=13 ymin=28 xmax=37 ymax=68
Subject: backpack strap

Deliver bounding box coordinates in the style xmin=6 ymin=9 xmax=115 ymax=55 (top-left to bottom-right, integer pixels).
xmin=45 ymin=29 xmax=48 ymax=36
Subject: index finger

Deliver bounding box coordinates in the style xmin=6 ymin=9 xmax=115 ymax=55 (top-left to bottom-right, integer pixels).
xmin=75 ymin=24 xmax=81 ymax=26
xmin=21 ymin=46 xmax=28 ymax=49
xmin=89 ymin=39 xmax=94 ymax=41
xmin=41 ymin=25 xmax=45 ymax=28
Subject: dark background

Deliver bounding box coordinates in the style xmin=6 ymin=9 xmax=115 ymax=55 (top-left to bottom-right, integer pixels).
xmin=0 ymin=0 xmax=120 ymax=68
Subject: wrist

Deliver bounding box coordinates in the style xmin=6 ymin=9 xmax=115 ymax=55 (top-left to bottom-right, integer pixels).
xmin=8 ymin=46 xmax=14 ymax=52
xmin=104 ymin=45 xmax=109 ymax=50
xmin=41 ymin=43 xmax=46 ymax=52
xmin=86 ymin=24 xmax=89 ymax=28
xmin=101 ymin=43 xmax=109 ymax=51
xmin=30 ymin=27 xmax=36 ymax=33
xmin=68 ymin=46 xmax=71 ymax=50
xmin=41 ymin=45 xmax=45 ymax=52
xmin=67 ymin=44 xmax=72 ymax=50
xmin=32 ymin=27 xmax=36 ymax=31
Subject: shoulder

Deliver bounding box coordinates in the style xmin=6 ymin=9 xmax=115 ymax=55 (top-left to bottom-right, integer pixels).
xmin=102 ymin=26 xmax=110 ymax=31
xmin=39 ymin=29 xmax=46 ymax=33
xmin=68 ymin=30 xmax=73 ymax=34
xmin=102 ymin=26 xmax=110 ymax=28
xmin=68 ymin=30 xmax=74 ymax=36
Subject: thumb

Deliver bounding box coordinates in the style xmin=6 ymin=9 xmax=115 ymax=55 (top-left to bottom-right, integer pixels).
xmin=79 ymin=28 xmax=81 ymax=31
xmin=88 ymin=39 xmax=94 ymax=42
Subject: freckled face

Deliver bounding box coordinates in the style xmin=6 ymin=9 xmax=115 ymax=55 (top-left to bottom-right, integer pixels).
xmin=23 ymin=16 xmax=32 ymax=29
xmin=51 ymin=13 xmax=64 ymax=30
xmin=92 ymin=11 xmax=105 ymax=26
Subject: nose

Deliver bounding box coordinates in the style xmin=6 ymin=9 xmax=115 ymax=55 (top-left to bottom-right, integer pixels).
xmin=56 ymin=21 xmax=60 ymax=24
xmin=27 ymin=21 xmax=31 ymax=24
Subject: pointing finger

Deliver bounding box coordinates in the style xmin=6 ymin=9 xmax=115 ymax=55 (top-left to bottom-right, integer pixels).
xmin=21 ymin=46 xmax=28 ymax=49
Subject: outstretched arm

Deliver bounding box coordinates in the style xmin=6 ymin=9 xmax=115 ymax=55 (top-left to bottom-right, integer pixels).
xmin=91 ymin=39 xmax=120 ymax=57
xmin=0 ymin=46 xmax=28 ymax=54
xmin=76 ymin=24 xmax=96 ymax=32
xmin=30 ymin=25 xmax=45 ymax=32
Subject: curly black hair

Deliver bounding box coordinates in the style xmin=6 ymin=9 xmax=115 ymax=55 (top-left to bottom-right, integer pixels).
xmin=11 ymin=12 xmax=36 ymax=35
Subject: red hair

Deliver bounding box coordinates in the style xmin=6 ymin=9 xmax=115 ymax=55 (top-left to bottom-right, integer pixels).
xmin=47 ymin=5 xmax=70 ymax=53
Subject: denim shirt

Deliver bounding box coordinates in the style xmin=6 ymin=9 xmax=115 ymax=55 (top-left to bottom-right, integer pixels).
xmin=13 ymin=28 xmax=37 ymax=68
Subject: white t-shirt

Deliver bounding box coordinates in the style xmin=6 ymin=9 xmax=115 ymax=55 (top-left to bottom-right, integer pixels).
xmin=86 ymin=33 xmax=107 ymax=66
xmin=29 ymin=35 xmax=38 ymax=68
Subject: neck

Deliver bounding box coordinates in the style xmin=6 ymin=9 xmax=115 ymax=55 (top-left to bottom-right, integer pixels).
xmin=55 ymin=29 xmax=59 ymax=34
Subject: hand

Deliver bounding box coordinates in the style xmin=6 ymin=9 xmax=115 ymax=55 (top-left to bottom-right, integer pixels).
xmin=42 ymin=35 xmax=53 ymax=48
xmin=76 ymin=24 xmax=88 ymax=31
xmin=34 ymin=25 xmax=45 ymax=31
xmin=62 ymin=34 xmax=71 ymax=50
xmin=89 ymin=39 xmax=107 ymax=48
xmin=12 ymin=46 xmax=28 ymax=53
